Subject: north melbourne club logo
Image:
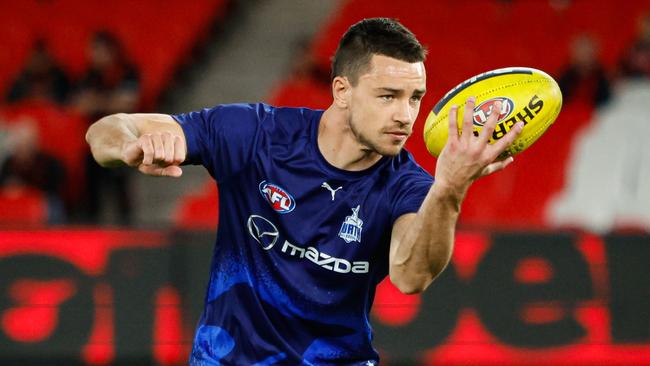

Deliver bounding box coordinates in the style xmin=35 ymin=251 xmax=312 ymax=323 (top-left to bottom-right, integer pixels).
xmin=338 ymin=205 xmax=363 ymax=244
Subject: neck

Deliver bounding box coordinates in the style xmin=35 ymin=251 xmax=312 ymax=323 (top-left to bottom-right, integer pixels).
xmin=317 ymin=105 xmax=383 ymax=171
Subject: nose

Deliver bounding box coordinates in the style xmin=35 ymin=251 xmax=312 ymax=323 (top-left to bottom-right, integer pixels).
xmin=394 ymin=99 xmax=414 ymax=126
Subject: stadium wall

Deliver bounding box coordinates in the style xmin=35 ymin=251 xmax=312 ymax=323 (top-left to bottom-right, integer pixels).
xmin=0 ymin=229 xmax=648 ymax=365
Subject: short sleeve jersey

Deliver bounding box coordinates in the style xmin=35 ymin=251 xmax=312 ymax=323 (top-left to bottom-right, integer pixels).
xmin=174 ymin=103 xmax=433 ymax=365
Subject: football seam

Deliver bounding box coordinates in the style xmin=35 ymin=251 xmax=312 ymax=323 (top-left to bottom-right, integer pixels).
xmin=508 ymin=98 xmax=561 ymax=154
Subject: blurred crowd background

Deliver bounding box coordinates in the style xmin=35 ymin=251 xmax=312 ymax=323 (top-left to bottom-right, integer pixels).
xmin=1 ymin=0 xmax=650 ymax=234
xmin=0 ymin=0 xmax=649 ymax=233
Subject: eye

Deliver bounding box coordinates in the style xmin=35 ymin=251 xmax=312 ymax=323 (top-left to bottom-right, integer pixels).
xmin=380 ymin=95 xmax=394 ymax=101
xmin=410 ymin=95 xmax=423 ymax=103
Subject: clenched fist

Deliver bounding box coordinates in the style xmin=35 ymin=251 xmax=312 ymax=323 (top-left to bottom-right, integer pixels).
xmin=122 ymin=131 xmax=186 ymax=177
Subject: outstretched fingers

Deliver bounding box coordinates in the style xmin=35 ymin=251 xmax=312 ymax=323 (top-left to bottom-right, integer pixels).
xmin=480 ymin=156 xmax=515 ymax=177
xmin=478 ymin=101 xmax=501 ymax=144
xmin=460 ymin=97 xmax=476 ymax=145
xmin=490 ymin=121 xmax=524 ymax=160
xmin=447 ymin=105 xmax=460 ymax=145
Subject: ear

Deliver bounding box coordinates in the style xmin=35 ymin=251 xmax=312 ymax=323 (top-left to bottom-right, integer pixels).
xmin=332 ymin=76 xmax=351 ymax=109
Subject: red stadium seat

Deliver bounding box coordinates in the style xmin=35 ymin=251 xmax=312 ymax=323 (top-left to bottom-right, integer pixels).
xmin=267 ymin=77 xmax=332 ymax=110
xmin=0 ymin=187 xmax=48 ymax=225
xmin=0 ymin=0 xmax=231 ymax=110
xmin=174 ymin=182 xmax=219 ymax=230
xmin=0 ymin=101 xmax=87 ymax=205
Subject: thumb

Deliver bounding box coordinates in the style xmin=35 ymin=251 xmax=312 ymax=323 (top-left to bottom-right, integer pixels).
xmin=122 ymin=140 xmax=144 ymax=167
xmin=480 ymin=156 xmax=514 ymax=177
xmin=138 ymin=164 xmax=183 ymax=177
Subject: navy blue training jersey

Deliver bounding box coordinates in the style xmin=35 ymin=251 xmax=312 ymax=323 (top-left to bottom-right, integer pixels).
xmin=173 ymin=103 xmax=434 ymax=365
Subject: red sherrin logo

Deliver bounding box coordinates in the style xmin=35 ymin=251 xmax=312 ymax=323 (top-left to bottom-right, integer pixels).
xmin=473 ymin=97 xmax=514 ymax=126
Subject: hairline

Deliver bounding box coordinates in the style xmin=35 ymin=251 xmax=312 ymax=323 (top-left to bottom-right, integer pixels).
xmin=345 ymin=53 xmax=425 ymax=86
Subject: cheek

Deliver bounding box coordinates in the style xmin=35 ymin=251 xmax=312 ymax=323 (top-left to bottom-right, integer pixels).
xmin=413 ymin=105 xmax=422 ymax=119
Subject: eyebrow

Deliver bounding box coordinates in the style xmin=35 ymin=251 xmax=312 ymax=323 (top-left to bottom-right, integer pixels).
xmin=376 ymin=87 xmax=427 ymax=96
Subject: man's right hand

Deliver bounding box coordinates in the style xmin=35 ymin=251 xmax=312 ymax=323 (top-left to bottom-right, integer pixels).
xmin=122 ymin=131 xmax=186 ymax=177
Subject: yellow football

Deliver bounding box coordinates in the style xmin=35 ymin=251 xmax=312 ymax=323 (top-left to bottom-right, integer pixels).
xmin=423 ymin=67 xmax=562 ymax=157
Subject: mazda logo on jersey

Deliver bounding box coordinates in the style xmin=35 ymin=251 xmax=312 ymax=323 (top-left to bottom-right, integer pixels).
xmin=259 ymin=181 xmax=296 ymax=213
xmin=245 ymin=214 xmax=370 ymax=274
xmin=247 ymin=215 xmax=280 ymax=250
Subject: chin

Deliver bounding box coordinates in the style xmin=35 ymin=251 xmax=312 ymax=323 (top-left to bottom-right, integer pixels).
xmin=377 ymin=145 xmax=403 ymax=157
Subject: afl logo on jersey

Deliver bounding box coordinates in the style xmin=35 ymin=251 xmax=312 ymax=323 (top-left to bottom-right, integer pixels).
xmin=473 ymin=97 xmax=514 ymax=126
xmin=259 ymin=180 xmax=296 ymax=213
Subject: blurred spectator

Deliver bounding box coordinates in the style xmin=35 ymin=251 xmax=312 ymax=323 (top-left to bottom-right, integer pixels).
xmin=73 ymin=31 xmax=141 ymax=118
xmin=0 ymin=120 xmax=66 ymax=223
xmin=268 ymin=38 xmax=331 ymax=109
xmin=549 ymin=0 xmax=572 ymax=12
xmin=548 ymin=24 xmax=650 ymax=233
xmin=73 ymin=31 xmax=141 ymax=225
xmin=558 ymin=34 xmax=611 ymax=108
xmin=6 ymin=39 xmax=71 ymax=105
xmin=290 ymin=38 xmax=331 ymax=85
xmin=618 ymin=13 xmax=650 ymax=79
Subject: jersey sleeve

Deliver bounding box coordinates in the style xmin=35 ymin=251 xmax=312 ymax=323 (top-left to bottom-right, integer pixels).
xmin=172 ymin=103 xmax=271 ymax=181
xmin=390 ymin=163 xmax=434 ymax=224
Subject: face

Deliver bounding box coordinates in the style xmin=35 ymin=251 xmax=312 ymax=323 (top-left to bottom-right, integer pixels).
xmin=90 ymin=41 xmax=115 ymax=69
xmin=345 ymin=54 xmax=426 ymax=156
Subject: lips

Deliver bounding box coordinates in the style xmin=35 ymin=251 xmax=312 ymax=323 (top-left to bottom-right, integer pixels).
xmin=386 ymin=131 xmax=410 ymax=138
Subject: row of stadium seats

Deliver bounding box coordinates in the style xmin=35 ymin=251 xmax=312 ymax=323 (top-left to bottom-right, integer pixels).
xmin=0 ymin=0 xmax=229 ymax=110
xmin=0 ymin=1 xmax=230 ymax=225
xmin=4 ymin=1 xmax=645 ymax=229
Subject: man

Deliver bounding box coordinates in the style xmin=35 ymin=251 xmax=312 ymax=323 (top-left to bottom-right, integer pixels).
xmin=86 ymin=18 xmax=522 ymax=365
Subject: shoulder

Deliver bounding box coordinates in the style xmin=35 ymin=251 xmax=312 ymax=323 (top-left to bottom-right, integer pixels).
xmin=172 ymin=103 xmax=321 ymax=150
xmin=188 ymin=103 xmax=318 ymax=123
xmin=380 ymin=149 xmax=434 ymax=195
xmin=208 ymin=103 xmax=322 ymax=141
xmin=380 ymin=150 xmax=433 ymax=221
xmin=264 ymin=104 xmax=322 ymax=136
xmin=387 ymin=149 xmax=433 ymax=180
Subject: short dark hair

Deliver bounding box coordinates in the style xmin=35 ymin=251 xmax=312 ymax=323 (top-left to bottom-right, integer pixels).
xmin=331 ymin=18 xmax=427 ymax=85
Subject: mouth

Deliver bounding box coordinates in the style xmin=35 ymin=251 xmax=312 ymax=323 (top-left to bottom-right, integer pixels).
xmin=385 ymin=131 xmax=410 ymax=140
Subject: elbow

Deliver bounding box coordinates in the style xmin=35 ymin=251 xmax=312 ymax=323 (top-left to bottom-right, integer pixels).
xmin=85 ymin=113 xmax=131 ymax=167
xmin=393 ymin=281 xmax=429 ymax=295
xmin=389 ymin=261 xmax=449 ymax=295
xmin=389 ymin=271 xmax=433 ymax=295
xmin=86 ymin=114 xmax=116 ymax=144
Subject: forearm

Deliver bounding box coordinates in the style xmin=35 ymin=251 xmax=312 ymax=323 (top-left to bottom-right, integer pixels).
xmin=86 ymin=113 xmax=138 ymax=167
xmin=389 ymin=182 xmax=463 ymax=294
xmin=388 ymin=97 xmax=522 ymax=294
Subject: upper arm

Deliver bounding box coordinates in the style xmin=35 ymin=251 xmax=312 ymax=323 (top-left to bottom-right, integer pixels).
xmin=172 ymin=103 xmax=268 ymax=181
xmin=389 ymin=212 xmax=417 ymax=262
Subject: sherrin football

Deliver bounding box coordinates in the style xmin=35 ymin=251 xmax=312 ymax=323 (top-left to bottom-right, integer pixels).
xmin=423 ymin=67 xmax=562 ymax=157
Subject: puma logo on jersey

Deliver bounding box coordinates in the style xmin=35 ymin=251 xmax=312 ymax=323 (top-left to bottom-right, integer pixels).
xmin=246 ymin=214 xmax=370 ymax=274
xmin=321 ymin=182 xmax=342 ymax=201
